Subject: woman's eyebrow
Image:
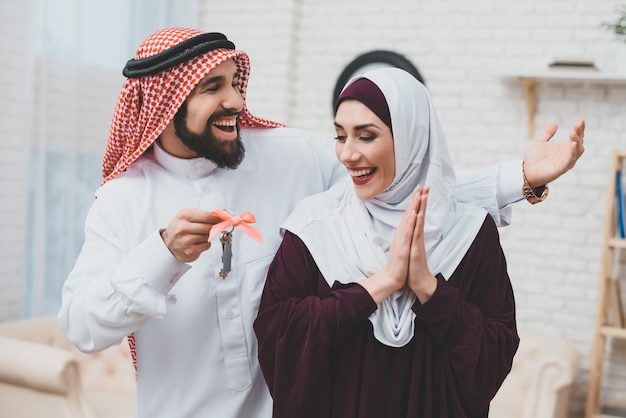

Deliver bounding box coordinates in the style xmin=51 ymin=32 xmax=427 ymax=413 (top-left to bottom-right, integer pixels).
xmin=333 ymin=122 xmax=381 ymax=130
xmin=353 ymin=123 xmax=380 ymax=130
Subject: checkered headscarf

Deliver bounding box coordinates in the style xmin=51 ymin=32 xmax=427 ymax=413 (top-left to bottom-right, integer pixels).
xmin=101 ymin=27 xmax=284 ymax=184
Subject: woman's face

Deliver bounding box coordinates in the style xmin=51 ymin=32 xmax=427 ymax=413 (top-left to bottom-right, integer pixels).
xmin=334 ymin=99 xmax=395 ymax=201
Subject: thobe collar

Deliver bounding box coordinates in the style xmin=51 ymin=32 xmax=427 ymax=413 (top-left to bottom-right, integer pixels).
xmin=152 ymin=140 xmax=217 ymax=179
xmin=152 ymin=140 xmax=255 ymax=180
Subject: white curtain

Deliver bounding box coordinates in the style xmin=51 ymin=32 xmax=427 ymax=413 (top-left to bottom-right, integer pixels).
xmin=25 ymin=0 xmax=198 ymax=317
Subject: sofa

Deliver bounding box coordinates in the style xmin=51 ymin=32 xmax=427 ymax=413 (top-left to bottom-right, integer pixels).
xmin=489 ymin=331 xmax=581 ymax=418
xmin=0 ymin=316 xmax=135 ymax=418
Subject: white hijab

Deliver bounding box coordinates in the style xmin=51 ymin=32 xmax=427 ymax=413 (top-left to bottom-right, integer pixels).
xmin=282 ymin=67 xmax=487 ymax=347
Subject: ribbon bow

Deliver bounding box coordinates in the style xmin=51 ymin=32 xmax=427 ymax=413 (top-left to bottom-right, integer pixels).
xmin=208 ymin=209 xmax=264 ymax=244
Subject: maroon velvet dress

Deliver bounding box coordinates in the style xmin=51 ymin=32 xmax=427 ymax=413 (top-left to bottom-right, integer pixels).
xmin=253 ymin=215 xmax=519 ymax=418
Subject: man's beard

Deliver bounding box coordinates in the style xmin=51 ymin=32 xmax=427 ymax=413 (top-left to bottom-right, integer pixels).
xmin=173 ymin=102 xmax=245 ymax=169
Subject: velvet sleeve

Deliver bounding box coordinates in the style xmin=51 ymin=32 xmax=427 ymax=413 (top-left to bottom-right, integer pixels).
xmin=253 ymin=231 xmax=377 ymax=418
xmin=412 ymin=215 xmax=519 ymax=416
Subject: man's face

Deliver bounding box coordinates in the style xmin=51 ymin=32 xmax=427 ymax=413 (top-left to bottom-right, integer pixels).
xmin=174 ymin=59 xmax=246 ymax=168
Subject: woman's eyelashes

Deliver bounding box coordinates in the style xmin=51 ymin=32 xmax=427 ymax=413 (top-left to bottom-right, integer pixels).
xmin=333 ymin=133 xmax=377 ymax=142
xmin=359 ymin=135 xmax=376 ymax=142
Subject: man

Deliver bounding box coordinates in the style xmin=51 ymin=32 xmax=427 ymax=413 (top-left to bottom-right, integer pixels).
xmin=58 ymin=28 xmax=584 ymax=418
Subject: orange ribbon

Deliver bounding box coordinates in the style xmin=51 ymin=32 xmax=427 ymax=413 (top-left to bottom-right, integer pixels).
xmin=208 ymin=209 xmax=264 ymax=244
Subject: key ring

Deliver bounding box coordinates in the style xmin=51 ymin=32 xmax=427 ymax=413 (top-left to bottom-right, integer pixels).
xmin=222 ymin=208 xmax=235 ymax=234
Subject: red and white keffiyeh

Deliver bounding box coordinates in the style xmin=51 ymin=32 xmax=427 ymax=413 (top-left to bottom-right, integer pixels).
xmin=101 ymin=27 xmax=284 ymax=185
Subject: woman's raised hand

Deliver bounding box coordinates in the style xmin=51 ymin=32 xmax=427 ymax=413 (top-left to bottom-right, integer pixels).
xmin=358 ymin=185 xmax=424 ymax=304
xmin=406 ymin=186 xmax=438 ymax=303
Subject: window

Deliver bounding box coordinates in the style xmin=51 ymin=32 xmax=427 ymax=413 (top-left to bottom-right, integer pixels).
xmin=24 ymin=0 xmax=198 ymax=316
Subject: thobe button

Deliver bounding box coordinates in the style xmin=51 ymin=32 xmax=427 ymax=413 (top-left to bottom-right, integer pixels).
xmin=169 ymin=273 xmax=179 ymax=284
xmin=226 ymin=311 xmax=234 ymax=319
xmin=202 ymin=184 xmax=212 ymax=193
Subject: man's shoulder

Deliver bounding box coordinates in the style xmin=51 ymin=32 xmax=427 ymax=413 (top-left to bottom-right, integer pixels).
xmin=95 ymin=154 xmax=157 ymax=198
xmin=241 ymin=126 xmax=331 ymax=142
xmin=239 ymin=127 xmax=336 ymax=168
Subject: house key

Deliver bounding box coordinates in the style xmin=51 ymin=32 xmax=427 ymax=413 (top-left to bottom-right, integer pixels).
xmin=219 ymin=230 xmax=233 ymax=279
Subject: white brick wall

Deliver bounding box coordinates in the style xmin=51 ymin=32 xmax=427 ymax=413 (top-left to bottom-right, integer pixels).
xmin=200 ymin=1 xmax=298 ymax=124
xmin=201 ymin=1 xmax=626 ymax=416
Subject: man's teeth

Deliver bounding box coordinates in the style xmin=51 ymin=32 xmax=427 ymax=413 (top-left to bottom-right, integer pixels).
xmin=350 ymin=169 xmax=374 ymax=178
xmin=214 ymin=119 xmax=237 ymax=127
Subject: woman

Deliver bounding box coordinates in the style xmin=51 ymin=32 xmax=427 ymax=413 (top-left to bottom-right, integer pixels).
xmin=253 ymin=67 xmax=519 ymax=418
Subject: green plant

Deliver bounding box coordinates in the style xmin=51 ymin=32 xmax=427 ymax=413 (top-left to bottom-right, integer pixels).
xmin=603 ymin=6 xmax=626 ymax=42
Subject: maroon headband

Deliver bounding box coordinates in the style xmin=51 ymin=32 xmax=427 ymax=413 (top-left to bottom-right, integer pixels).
xmin=335 ymin=77 xmax=392 ymax=131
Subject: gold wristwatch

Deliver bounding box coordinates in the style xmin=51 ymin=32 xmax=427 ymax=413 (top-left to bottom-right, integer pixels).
xmin=522 ymin=163 xmax=549 ymax=204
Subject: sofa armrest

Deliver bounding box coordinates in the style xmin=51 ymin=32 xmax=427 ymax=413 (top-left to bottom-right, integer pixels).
xmin=0 ymin=336 xmax=81 ymax=395
xmin=519 ymin=333 xmax=581 ymax=418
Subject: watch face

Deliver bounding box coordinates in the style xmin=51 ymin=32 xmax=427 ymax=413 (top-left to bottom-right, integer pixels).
xmin=332 ymin=50 xmax=425 ymax=110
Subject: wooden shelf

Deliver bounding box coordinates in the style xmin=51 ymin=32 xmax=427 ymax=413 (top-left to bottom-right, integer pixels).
xmin=608 ymin=238 xmax=626 ymax=249
xmin=499 ymin=70 xmax=626 ymax=138
xmin=586 ymin=150 xmax=626 ymax=418
xmin=600 ymin=325 xmax=626 ymax=339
